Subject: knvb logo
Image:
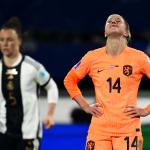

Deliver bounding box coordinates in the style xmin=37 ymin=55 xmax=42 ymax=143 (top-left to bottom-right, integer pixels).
xmin=97 ymin=69 xmax=105 ymax=73
xmin=123 ymin=65 xmax=132 ymax=76
xmin=86 ymin=140 xmax=95 ymax=150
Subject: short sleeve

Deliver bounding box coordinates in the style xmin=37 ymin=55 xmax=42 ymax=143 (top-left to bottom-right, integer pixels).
xmin=36 ymin=65 xmax=50 ymax=86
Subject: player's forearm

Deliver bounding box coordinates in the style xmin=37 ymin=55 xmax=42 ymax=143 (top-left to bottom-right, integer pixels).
xmin=46 ymin=103 xmax=56 ymax=116
xmin=73 ymin=95 xmax=89 ymax=109
xmin=64 ymin=69 xmax=82 ymax=98
xmin=44 ymin=103 xmax=56 ymax=129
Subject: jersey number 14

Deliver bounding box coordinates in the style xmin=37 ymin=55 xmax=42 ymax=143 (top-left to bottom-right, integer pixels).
xmin=107 ymin=77 xmax=121 ymax=93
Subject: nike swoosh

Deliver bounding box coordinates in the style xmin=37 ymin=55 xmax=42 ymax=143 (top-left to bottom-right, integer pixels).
xmin=97 ymin=65 xmax=119 ymax=73
xmin=97 ymin=69 xmax=105 ymax=73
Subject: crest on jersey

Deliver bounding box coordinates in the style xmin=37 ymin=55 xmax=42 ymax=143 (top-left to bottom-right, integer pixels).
xmin=6 ymin=68 xmax=18 ymax=79
xmin=123 ymin=65 xmax=132 ymax=76
xmin=86 ymin=140 xmax=95 ymax=150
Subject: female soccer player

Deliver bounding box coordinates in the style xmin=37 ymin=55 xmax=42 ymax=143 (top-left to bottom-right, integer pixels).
xmin=64 ymin=14 xmax=150 ymax=150
xmin=0 ymin=17 xmax=58 ymax=150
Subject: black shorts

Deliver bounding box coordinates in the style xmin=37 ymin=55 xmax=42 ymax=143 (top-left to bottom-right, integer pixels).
xmin=0 ymin=132 xmax=40 ymax=150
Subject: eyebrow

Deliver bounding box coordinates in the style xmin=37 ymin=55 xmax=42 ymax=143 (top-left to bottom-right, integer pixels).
xmin=108 ymin=17 xmax=122 ymax=20
xmin=107 ymin=17 xmax=124 ymax=23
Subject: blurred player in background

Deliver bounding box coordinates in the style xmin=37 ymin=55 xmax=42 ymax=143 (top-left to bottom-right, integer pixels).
xmin=0 ymin=17 xmax=58 ymax=150
xmin=64 ymin=14 xmax=150 ymax=150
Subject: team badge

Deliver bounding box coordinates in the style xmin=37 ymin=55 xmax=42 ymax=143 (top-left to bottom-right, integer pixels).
xmin=123 ymin=65 xmax=132 ymax=76
xmin=6 ymin=68 xmax=18 ymax=79
xmin=86 ymin=140 xmax=95 ymax=150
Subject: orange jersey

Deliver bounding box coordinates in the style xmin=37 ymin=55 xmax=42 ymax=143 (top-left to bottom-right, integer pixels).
xmin=64 ymin=46 xmax=150 ymax=136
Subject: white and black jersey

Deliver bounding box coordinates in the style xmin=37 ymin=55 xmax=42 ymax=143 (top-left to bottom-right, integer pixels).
xmin=0 ymin=54 xmax=58 ymax=139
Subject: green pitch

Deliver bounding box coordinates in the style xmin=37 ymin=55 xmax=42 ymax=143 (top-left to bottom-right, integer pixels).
xmin=142 ymin=124 xmax=150 ymax=150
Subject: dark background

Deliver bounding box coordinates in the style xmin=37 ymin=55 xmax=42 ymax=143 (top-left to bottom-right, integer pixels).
xmin=0 ymin=0 xmax=150 ymax=90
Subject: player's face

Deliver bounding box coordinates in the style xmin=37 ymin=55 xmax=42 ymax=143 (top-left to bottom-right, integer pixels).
xmin=0 ymin=29 xmax=21 ymax=57
xmin=104 ymin=14 xmax=128 ymax=38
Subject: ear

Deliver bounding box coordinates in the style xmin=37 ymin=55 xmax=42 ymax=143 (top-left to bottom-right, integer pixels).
xmin=18 ymin=38 xmax=22 ymax=46
xmin=104 ymin=32 xmax=107 ymax=38
xmin=123 ymin=31 xmax=128 ymax=38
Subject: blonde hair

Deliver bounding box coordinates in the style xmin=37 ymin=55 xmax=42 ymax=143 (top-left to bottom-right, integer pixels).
xmin=124 ymin=18 xmax=131 ymax=43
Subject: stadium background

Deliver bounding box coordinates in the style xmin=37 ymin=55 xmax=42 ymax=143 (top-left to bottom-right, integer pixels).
xmin=0 ymin=0 xmax=150 ymax=149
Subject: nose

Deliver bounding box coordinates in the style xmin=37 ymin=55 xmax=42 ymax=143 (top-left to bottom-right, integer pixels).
xmin=111 ymin=20 xmax=117 ymax=24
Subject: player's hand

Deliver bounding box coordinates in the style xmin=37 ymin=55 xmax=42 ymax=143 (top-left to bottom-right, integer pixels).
xmin=124 ymin=105 xmax=149 ymax=118
xmin=43 ymin=115 xmax=54 ymax=129
xmin=82 ymin=103 xmax=103 ymax=117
